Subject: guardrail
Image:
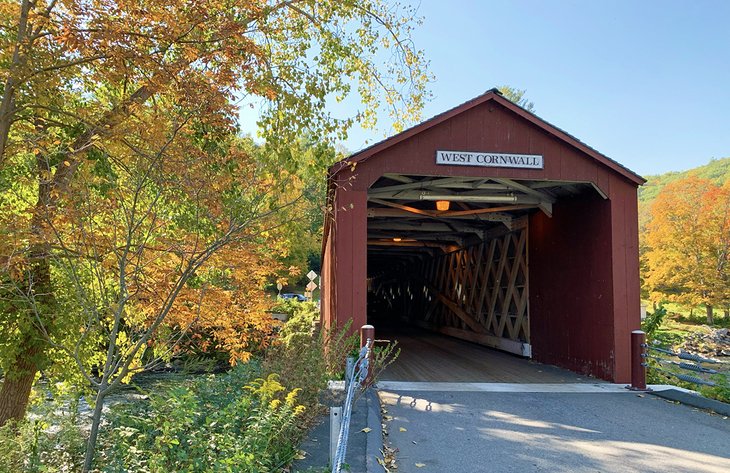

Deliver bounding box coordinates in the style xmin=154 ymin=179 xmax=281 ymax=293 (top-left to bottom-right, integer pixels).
xmin=330 ymin=325 xmax=374 ymax=473
xmin=629 ymin=329 xmax=727 ymax=391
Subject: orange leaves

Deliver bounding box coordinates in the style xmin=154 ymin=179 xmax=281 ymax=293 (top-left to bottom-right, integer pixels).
xmin=644 ymin=176 xmax=730 ymax=308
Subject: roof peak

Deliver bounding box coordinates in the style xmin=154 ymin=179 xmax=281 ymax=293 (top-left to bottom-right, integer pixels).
xmin=334 ymin=88 xmax=644 ymax=186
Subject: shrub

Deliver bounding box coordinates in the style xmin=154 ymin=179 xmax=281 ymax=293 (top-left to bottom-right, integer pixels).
xmin=98 ymin=364 xmax=306 ymax=472
xmin=264 ymin=302 xmax=358 ymax=413
xmin=641 ymin=304 xmax=667 ymax=341
xmin=0 ymin=396 xmax=86 ymax=473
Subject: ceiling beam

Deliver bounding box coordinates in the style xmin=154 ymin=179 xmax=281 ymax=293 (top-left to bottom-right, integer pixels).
xmin=490 ymin=178 xmax=557 ymax=203
xmin=367 ymin=240 xmax=450 ymax=251
xmin=369 ymin=198 xmax=434 ymax=217
xmin=371 ymin=190 xmax=543 ymax=205
xmin=367 ymin=205 xmax=528 ymax=221
xmin=444 ymin=204 xmax=538 ymax=216
xmin=368 ymin=232 xmax=465 ymax=246
xmin=368 ymin=220 xmax=490 ymax=235
xmin=368 ymin=177 xmax=467 ymax=195
xmin=368 ymin=205 xmax=510 ymax=223
xmin=369 ymin=179 xmax=508 ymax=196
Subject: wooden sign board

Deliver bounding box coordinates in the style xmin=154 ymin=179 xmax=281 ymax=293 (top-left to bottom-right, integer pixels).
xmin=436 ymin=150 xmax=543 ymax=169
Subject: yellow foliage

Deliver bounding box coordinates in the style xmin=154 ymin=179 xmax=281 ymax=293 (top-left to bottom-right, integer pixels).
xmin=644 ymin=176 xmax=730 ymax=309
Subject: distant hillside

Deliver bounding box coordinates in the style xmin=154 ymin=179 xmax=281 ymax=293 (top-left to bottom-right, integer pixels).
xmin=638 ymin=157 xmax=730 ymax=229
xmin=639 ymin=157 xmax=730 ymax=204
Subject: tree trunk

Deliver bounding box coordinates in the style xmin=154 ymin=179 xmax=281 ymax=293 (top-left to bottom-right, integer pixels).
xmin=705 ymin=304 xmax=714 ymax=325
xmin=83 ymin=388 xmax=107 ymax=473
xmin=724 ymin=308 xmax=729 ymax=321
xmin=0 ymin=144 xmax=60 ymax=426
xmin=0 ymin=248 xmax=55 ymax=426
xmin=0 ymin=348 xmax=38 ymax=426
xmin=0 ymin=375 xmax=35 ymax=426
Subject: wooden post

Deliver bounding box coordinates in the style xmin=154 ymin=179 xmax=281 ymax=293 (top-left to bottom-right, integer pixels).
xmin=629 ymin=330 xmax=647 ymax=390
xmin=360 ymin=324 xmax=374 ymax=386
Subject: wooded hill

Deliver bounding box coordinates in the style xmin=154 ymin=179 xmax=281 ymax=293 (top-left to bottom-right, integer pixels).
xmin=639 ymin=157 xmax=730 ymax=204
xmin=638 ymin=157 xmax=730 ymax=228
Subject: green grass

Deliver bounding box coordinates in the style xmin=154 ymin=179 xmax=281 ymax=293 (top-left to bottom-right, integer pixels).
xmin=642 ymin=302 xmax=730 ymax=404
xmin=643 ymin=300 xmax=730 ymax=329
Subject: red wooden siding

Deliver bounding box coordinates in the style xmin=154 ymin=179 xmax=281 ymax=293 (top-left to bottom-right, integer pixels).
xmin=322 ymin=91 xmax=643 ymax=382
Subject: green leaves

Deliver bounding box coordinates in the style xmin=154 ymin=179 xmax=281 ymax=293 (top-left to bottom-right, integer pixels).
xmin=100 ymin=364 xmax=306 ymax=472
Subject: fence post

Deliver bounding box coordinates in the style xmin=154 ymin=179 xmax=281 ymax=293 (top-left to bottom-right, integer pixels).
xmin=360 ymin=324 xmax=375 ymax=386
xmin=329 ymin=406 xmax=342 ymax=467
xmin=629 ymin=330 xmax=647 ymax=390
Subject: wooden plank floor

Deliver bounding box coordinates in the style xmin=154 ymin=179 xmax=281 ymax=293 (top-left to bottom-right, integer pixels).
xmin=377 ymin=328 xmax=595 ymax=383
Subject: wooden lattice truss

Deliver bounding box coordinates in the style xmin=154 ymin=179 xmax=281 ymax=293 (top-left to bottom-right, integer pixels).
xmin=367 ymin=174 xmax=600 ymax=356
xmin=372 ymin=225 xmax=530 ymax=357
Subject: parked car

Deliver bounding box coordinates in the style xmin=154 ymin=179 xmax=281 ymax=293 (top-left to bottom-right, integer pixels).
xmin=279 ymin=293 xmax=307 ymax=302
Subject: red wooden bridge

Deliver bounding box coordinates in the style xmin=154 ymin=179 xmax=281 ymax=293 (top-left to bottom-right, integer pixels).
xmin=322 ymin=88 xmax=645 ymax=383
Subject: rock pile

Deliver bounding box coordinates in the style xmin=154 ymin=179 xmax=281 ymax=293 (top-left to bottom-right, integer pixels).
xmin=682 ymin=328 xmax=730 ymax=357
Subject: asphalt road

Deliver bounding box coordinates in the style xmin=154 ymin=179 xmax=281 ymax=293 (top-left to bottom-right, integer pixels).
xmin=379 ymin=389 xmax=730 ymax=473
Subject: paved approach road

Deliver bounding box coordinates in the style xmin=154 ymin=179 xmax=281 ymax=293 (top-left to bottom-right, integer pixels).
xmin=379 ymin=385 xmax=730 ymax=473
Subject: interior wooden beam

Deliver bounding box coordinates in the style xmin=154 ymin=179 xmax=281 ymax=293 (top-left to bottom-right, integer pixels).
xmin=368 ymin=247 xmax=436 ymax=256
xmin=368 ymin=248 xmax=435 ymax=256
xmin=367 ymin=207 xmax=516 ymax=223
xmin=371 ymin=190 xmax=543 ymax=205
xmin=367 ymin=239 xmax=449 ymax=250
xmin=368 ymin=221 xmax=454 ymax=232
xmin=368 ymin=177 xmax=466 ymax=195
xmin=368 ymin=232 xmax=465 ymax=246
xmin=433 ymin=204 xmax=538 ymax=216
xmin=410 ymin=320 xmax=531 ymax=357
xmin=538 ymin=202 xmax=553 ymax=218
xmin=382 ymin=173 xmax=415 ymax=183
xmin=433 ymin=291 xmax=487 ymax=334
xmin=369 ymin=198 xmax=434 ymax=217
xmin=491 ymin=178 xmax=557 ymax=203
xmin=430 ymin=181 xmax=508 ymax=191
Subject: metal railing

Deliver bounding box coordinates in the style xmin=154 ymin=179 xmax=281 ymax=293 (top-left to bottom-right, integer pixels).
xmin=644 ymin=344 xmax=725 ymax=386
xmin=629 ymin=330 xmax=728 ymax=390
xmin=331 ymin=326 xmax=373 ymax=473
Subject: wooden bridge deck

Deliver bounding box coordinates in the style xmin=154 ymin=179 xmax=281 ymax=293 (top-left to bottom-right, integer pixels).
xmin=377 ymin=328 xmax=596 ymax=383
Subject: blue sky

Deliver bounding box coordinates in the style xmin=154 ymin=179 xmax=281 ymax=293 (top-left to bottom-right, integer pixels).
xmin=242 ymin=0 xmax=730 ymax=177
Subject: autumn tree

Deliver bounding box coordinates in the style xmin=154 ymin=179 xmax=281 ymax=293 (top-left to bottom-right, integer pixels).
xmin=263 ymin=137 xmax=343 ymax=283
xmin=0 ymin=0 xmax=429 ymax=452
xmin=644 ymin=176 xmax=730 ymax=324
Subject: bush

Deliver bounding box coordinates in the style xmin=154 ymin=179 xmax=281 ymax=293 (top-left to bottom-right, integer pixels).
xmin=641 ymin=304 xmax=667 ymax=340
xmin=98 ymin=363 xmax=306 ymax=472
xmin=0 ymin=396 xmax=86 ymax=473
xmin=2 ymin=301 xmax=384 ymax=473
xmin=264 ymin=301 xmax=358 ymax=414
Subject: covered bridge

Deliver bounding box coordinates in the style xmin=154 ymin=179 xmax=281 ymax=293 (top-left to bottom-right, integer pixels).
xmin=321 ymin=89 xmax=645 ymax=383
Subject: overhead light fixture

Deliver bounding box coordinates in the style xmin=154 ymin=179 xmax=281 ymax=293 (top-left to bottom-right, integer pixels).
xmin=421 ymin=193 xmax=518 ymax=204
xmin=435 ymin=200 xmax=450 ymax=211
xmin=393 ymin=237 xmax=402 ymax=242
